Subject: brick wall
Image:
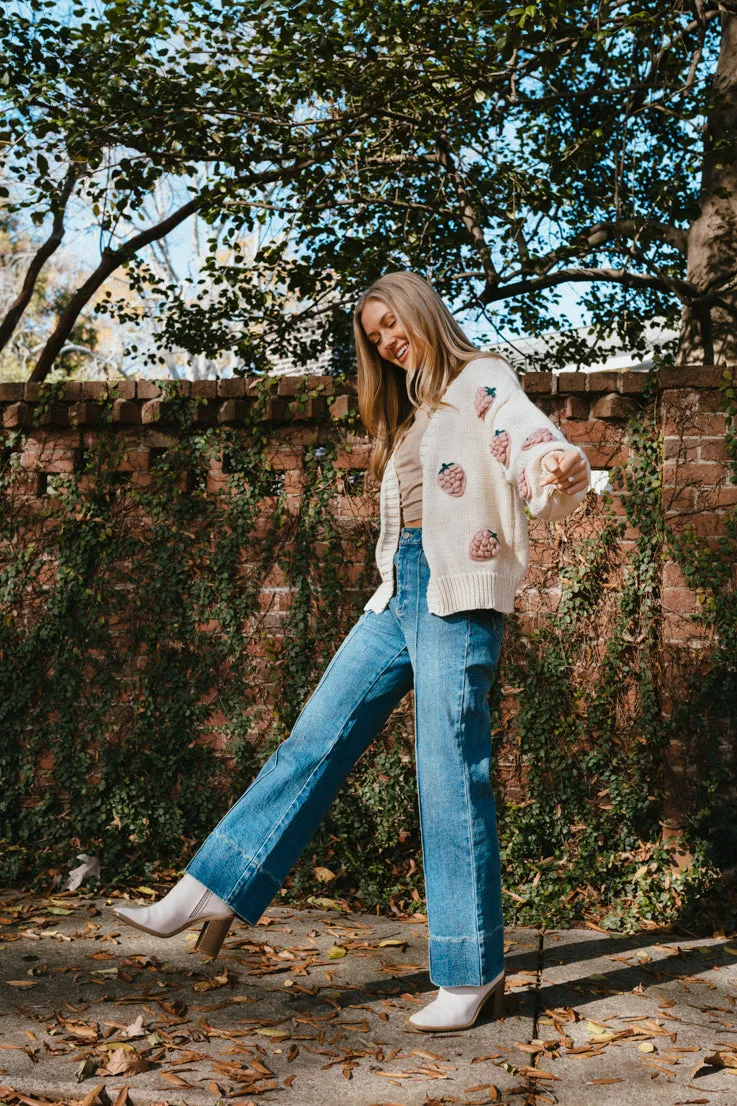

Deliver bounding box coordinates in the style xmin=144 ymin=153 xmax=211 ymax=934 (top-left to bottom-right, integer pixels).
xmin=1 ymin=366 xmax=734 ymax=828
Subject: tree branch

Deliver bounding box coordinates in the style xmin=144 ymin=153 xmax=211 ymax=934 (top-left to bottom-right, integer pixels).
xmin=583 ymin=218 xmax=689 ymax=255
xmin=0 ymin=162 xmax=79 ymax=354
xmin=29 ymin=159 xmax=317 ymax=382
xmin=476 ymin=267 xmax=697 ymax=304
xmin=435 ymin=136 xmax=498 ymax=286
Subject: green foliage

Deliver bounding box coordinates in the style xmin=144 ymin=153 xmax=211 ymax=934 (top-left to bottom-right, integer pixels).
xmin=0 ymin=371 xmax=735 ymax=933
xmin=0 ymin=1 xmax=728 ymax=378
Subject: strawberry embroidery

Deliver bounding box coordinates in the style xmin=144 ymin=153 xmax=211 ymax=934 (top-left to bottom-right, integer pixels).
xmin=436 ymin=461 xmax=466 ymax=496
xmin=489 ymin=428 xmax=511 ymax=467
xmin=469 ymin=528 xmax=501 ymax=561
xmin=522 ymin=427 xmax=556 ymax=449
xmin=519 ymin=466 xmax=531 ymax=500
xmin=474 ymin=385 xmax=497 ymax=419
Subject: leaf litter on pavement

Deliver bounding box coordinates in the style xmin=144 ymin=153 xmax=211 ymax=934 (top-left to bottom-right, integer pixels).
xmin=2 ymin=889 xmax=737 ymax=1104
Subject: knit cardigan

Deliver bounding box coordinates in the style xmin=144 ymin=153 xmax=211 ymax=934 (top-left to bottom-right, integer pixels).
xmin=364 ymin=354 xmax=591 ymax=617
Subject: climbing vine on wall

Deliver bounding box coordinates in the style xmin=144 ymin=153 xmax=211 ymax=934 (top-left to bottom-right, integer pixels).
xmin=0 ymin=369 xmax=735 ymax=932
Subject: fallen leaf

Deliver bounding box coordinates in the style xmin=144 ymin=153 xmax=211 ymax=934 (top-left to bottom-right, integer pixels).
xmin=98 ymin=1047 xmax=151 ymax=1076
xmin=313 ymin=867 xmax=337 ymax=882
xmin=66 ymin=854 xmax=100 ymax=892
xmin=327 ymin=945 xmax=346 ymax=959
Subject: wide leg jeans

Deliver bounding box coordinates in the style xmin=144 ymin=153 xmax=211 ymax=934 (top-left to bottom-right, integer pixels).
xmin=186 ymin=526 xmax=506 ymax=986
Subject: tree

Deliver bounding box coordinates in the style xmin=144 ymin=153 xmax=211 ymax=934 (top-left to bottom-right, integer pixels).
xmin=1 ymin=0 xmax=735 ymax=378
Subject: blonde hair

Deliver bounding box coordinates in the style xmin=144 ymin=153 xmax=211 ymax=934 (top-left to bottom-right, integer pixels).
xmin=353 ymin=271 xmax=483 ymax=482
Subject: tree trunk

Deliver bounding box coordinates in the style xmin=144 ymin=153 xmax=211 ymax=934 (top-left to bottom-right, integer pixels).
xmin=678 ymin=13 xmax=737 ymax=365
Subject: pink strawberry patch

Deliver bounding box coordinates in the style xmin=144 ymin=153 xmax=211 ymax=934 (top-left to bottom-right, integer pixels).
xmin=436 ymin=461 xmax=466 ymax=497
xmin=519 ymin=467 xmax=531 ymax=500
xmin=489 ymin=428 xmax=511 ymax=467
xmin=469 ymin=528 xmax=501 ymax=561
xmin=474 ymin=385 xmax=497 ymax=419
xmin=521 ymin=427 xmax=556 ymax=449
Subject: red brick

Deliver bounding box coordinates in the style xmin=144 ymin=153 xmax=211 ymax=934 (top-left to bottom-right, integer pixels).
xmin=699 ymin=437 xmax=730 ymax=462
xmin=245 ymin=376 xmax=278 ymax=397
xmin=666 ymin=511 xmax=729 ymax=537
xmin=556 ymin=372 xmax=587 ymax=394
xmin=701 ymin=485 xmax=737 ymax=509
xmin=112 ymin=399 xmax=141 ymax=425
xmin=262 ymin=397 xmax=288 ymax=420
xmin=142 ymin=399 xmax=174 ymax=424
xmin=563 ymin=396 xmax=589 ymax=419
xmin=112 ymin=380 xmax=137 ymax=400
xmin=217 ymin=378 xmax=247 ymax=398
xmin=192 ymin=380 xmax=217 ymax=399
xmin=335 ymin=445 xmax=372 ymax=469
xmin=310 ymin=375 xmax=335 ymax=396
xmin=0 ymin=383 xmax=24 ymax=401
xmin=119 ymin=449 xmax=150 ymax=473
xmin=206 ymin=473 xmax=230 ymax=494
xmin=663 ymin=437 xmax=699 ymax=462
xmin=79 ymin=381 xmax=108 ymax=400
xmin=329 ymin=394 xmax=359 ymax=418
xmin=659 ymin=365 xmax=723 ymax=389
xmin=663 ymin=587 xmax=703 ymax=614
xmin=662 ymin=460 xmax=727 ymax=487
xmin=662 ymin=561 xmax=689 ymax=588
xmin=665 ymin=487 xmax=697 ymax=512
xmin=591 ymin=393 xmax=638 ymax=419
xmin=523 ymin=372 xmax=556 ymax=395
xmin=619 ymin=372 xmax=650 ymax=394
xmin=587 ymin=370 xmax=619 ymax=393
xmin=70 ymin=402 xmax=99 ymax=426
xmin=267 ymin=447 xmax=303 ymax=470
xmin=136 ymin=380 xmax=164 ymax=400
xmin=3 ymin=402 xmax=31 ymax=428
xmin=662 ymin=413 xmax=726 ymax=437
xmin=38 ymin=402 xmax=69 ymax=427
xmin=290 ymin=396 xmax=328 ymax=420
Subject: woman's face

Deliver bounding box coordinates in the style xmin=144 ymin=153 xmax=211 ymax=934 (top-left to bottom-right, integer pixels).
xmin=360 ymin=297 xmax=417 ymax=372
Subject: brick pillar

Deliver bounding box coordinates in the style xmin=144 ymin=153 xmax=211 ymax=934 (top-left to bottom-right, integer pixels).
xmin=659 ymin=365 xmax=734 ymax=863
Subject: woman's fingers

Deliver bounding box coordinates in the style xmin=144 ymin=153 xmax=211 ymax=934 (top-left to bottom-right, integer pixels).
xmin=539 ymin=451 xmax=590 ymax=492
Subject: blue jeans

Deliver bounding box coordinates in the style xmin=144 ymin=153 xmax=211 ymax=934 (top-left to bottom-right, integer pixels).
xmin=186 ymin=527 xmax=506 ymax=985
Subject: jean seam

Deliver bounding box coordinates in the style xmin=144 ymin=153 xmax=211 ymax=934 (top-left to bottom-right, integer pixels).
xmin=245 ymin=640 xmax=411 ymax=878
xmin=211 ymin=836 xmax=281 ymax=892
xmin=430 ymin=927 xmax=503 ymax=942
xmin=458 ymin=613 xmax=483 ymax=982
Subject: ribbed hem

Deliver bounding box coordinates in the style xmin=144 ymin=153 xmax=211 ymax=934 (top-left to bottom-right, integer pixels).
xmin=426 ymin=570 xmax=522 ymax=616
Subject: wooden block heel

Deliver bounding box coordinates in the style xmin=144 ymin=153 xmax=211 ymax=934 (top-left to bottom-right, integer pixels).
xmin=195 ymin=916 xmax=232 ymax=958
xmin=487 ymin=976 xmax=505 ymax=1020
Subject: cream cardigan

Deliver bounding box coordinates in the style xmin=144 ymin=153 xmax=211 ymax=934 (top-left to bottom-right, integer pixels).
xmin=364 ymin=355 xmax=591 ymax=617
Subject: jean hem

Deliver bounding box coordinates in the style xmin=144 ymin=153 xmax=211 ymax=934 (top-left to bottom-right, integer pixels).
xmin=428 ymin=924 xmax=505 ymax=986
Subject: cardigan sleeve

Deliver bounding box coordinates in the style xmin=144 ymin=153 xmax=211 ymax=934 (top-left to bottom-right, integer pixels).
xmin=480 ymin=357 xmax=591 ymax=522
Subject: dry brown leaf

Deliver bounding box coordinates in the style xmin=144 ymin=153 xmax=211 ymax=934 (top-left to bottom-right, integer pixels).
xmin=76 ymin=1085 xmax=106 ymax=1106
xmin=160 ymin=1073 xmax=199 ymax=1089
xmin=111 ymin=1087 xmax=131 ymax=1106
xmin=98 ymin=1048 xmax=151 ymax=1077
xmin=704 ymin=1051 xmax=737 ymax=1069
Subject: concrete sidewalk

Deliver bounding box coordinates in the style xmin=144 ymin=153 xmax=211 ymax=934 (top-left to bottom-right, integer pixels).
xmin=1 ymin=889 xmax=736 ymax=1105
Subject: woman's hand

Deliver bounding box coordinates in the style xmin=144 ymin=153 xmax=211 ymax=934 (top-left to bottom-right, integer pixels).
xmin=539 ymin=450 xmax=590 ymax=495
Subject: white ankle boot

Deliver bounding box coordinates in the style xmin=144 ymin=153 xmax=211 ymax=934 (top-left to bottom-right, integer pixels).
xmin=407 ymin=969 xmax=505 ymax=1031
xmin=111 ymin=874 xmax=235 ymax=958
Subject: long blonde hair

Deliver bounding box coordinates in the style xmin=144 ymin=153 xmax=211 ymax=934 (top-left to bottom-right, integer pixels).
xmin=353 ymin=271 xmax=483 ymax=482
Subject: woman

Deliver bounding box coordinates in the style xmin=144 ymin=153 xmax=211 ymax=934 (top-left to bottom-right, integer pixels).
xmin=111 ymin=271 xmax=590 ymax=1032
